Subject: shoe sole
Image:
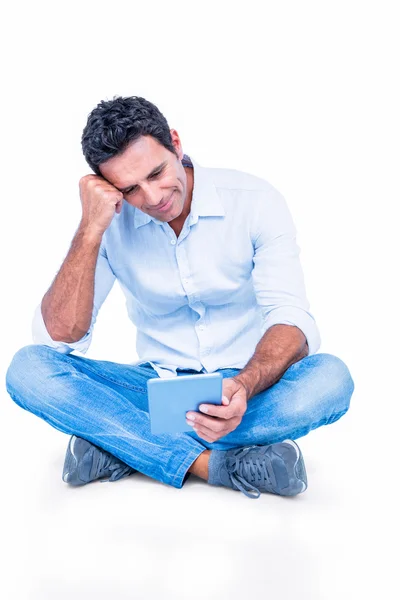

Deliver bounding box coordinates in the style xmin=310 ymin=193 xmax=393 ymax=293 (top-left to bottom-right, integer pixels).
xmin=280 ymin=439 xmax=307 ymax=494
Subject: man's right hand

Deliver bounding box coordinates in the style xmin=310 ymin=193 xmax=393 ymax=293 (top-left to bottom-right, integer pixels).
xmin=79 ymin=175 xmax=124 ymax=238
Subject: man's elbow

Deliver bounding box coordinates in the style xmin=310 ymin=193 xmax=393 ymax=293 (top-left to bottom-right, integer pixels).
xmin=302 ymin=339 xmax=309 ymax=358
xmin=294 ymin=327 xmax=309 ymax=359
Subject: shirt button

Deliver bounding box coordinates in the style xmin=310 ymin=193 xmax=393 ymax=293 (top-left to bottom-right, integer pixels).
xmin=170 ymin=239 xmax=176 ymax=245
xmin=199 ymin=325 xmax=205 ymax=331
xmin=183 ymin=279 xmax=189 ymax=284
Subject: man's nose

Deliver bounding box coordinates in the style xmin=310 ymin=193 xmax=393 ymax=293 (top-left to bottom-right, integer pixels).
xmin=142 ymin=183 xmax=163 ymax=208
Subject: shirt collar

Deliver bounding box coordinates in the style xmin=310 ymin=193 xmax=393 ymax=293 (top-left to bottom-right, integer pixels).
xmin=133 ymin=154 xmax=225 ymax=229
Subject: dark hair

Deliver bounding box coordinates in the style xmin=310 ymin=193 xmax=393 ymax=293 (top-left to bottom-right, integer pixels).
xmin=81 ymin=95 xmax=178 ymax=175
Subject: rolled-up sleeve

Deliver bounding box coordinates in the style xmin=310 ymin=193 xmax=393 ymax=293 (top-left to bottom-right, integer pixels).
xmin=251 ymin=189 xmax=321 ymax=355
xmin=32 ymin=241 xmax=116 ymax=355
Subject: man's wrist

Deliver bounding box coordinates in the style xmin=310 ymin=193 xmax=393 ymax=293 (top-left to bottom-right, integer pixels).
xmin=232 ymin=371 xmax=259 ymax=402
xmin=232 ymin=326 xmax=309 ymax=400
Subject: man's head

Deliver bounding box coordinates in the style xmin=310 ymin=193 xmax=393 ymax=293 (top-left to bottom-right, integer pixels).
xmin=81 ymin=95 xmax=192 ymax=222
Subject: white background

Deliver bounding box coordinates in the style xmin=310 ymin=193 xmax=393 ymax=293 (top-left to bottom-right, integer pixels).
xmin=1 ymin=1 xmax=399 ymax=598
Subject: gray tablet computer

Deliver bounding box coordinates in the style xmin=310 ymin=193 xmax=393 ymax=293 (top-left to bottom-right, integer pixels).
xmin=147 ymin=372 xmax=223 ymax=435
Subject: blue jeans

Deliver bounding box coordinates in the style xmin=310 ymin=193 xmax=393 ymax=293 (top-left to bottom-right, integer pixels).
xmin=5 ymin=345 xmax=354 ymax=489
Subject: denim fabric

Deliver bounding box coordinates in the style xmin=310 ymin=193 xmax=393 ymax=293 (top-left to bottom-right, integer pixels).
xmin=5 ymin=345 xmax=354 ymax=489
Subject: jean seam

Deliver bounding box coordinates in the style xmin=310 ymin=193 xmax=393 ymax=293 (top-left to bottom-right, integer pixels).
xmin=74 ymin=362 xmax=147 ymax=394
xmin=171 ymin=445 xmax=206 ymax=488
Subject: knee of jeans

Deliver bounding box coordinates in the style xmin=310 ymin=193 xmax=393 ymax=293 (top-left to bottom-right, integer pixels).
xmin=314 ymin=353 xmax=355 ymax=413
xmin=5 ymin=344 xmax=57 ymax=404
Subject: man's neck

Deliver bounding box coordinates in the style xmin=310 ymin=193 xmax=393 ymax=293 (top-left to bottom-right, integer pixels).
xmin=169 ymin=166 xmax=194 ymax=238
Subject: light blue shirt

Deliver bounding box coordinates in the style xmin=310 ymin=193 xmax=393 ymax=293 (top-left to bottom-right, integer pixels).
xmin=32 ymin=154 xmax=321 ymax=378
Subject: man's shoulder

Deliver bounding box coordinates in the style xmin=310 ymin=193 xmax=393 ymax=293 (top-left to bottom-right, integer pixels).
xmin=205 ymin=162 xmax=279 ymax=196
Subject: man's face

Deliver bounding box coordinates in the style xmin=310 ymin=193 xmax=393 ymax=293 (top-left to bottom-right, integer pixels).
xmin=99 ymin=131 xmax=189 ymax=222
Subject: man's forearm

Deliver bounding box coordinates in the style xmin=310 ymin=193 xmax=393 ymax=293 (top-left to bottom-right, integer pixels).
xmin=41 ymin=225 xmax=102 ymax=342
xmin=233 ymin=324 xmax=309 ymax=401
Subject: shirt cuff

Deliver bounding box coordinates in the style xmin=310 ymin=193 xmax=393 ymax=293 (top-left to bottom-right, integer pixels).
xmin=260 ymin=306 xmax=321 ymax=355
xmin=31 ymin=302 xmax=92 ymax=355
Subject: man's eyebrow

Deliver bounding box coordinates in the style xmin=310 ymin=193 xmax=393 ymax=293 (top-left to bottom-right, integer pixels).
xmin=117 ymin=161 xmax=168 ymax=193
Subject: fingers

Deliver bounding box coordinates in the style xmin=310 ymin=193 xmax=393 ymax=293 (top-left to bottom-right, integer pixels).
xmin=190 ymin=424 xmax=216 ymax=443
xmin=189 ymin=421 xmax=227 ymax=443
xmin=186 ymin=413 xmax=240 ymax=436
xmin=190 ymin=416 xmax=241 ymax=443
xmin=186 ymin=414 xmax=226 ymax=434
xmin=197 ymin=394 xmax=244 ymax=419
xmin=198 ymin=403 xmax=235 ymax=419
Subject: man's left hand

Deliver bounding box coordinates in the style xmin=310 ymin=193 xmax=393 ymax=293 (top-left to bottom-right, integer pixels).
xmin=185 ymin=377 xmax=248 ymax=443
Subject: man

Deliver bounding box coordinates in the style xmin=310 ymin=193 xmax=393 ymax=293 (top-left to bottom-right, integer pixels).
xmin=5 ymin=95 xmax=354 ymax=500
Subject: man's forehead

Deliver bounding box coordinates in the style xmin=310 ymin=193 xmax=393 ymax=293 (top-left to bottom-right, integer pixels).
xmin=100 ymin=140 xmax=166 ymax=178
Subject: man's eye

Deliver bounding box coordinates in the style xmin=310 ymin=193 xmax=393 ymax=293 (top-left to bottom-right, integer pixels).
xmin=126 ymin=170 xmax=163 ymax=195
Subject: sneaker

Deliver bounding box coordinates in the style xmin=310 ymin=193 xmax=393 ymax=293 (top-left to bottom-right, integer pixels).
xmin=208 ymin=439 xmax=307 ymax=499
xmin=62 ymin=435 xmax=136 ymax=486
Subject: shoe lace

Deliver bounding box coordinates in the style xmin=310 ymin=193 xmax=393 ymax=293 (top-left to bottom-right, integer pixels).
xmin=92 ymin=450 xmax=134 ymax=483
xmin=226 ymin=445 xmax=275 ymax=499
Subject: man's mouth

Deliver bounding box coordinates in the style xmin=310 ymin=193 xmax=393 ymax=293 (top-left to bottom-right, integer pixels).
xmin=155 ymin=191 xmax=175 ymax=212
